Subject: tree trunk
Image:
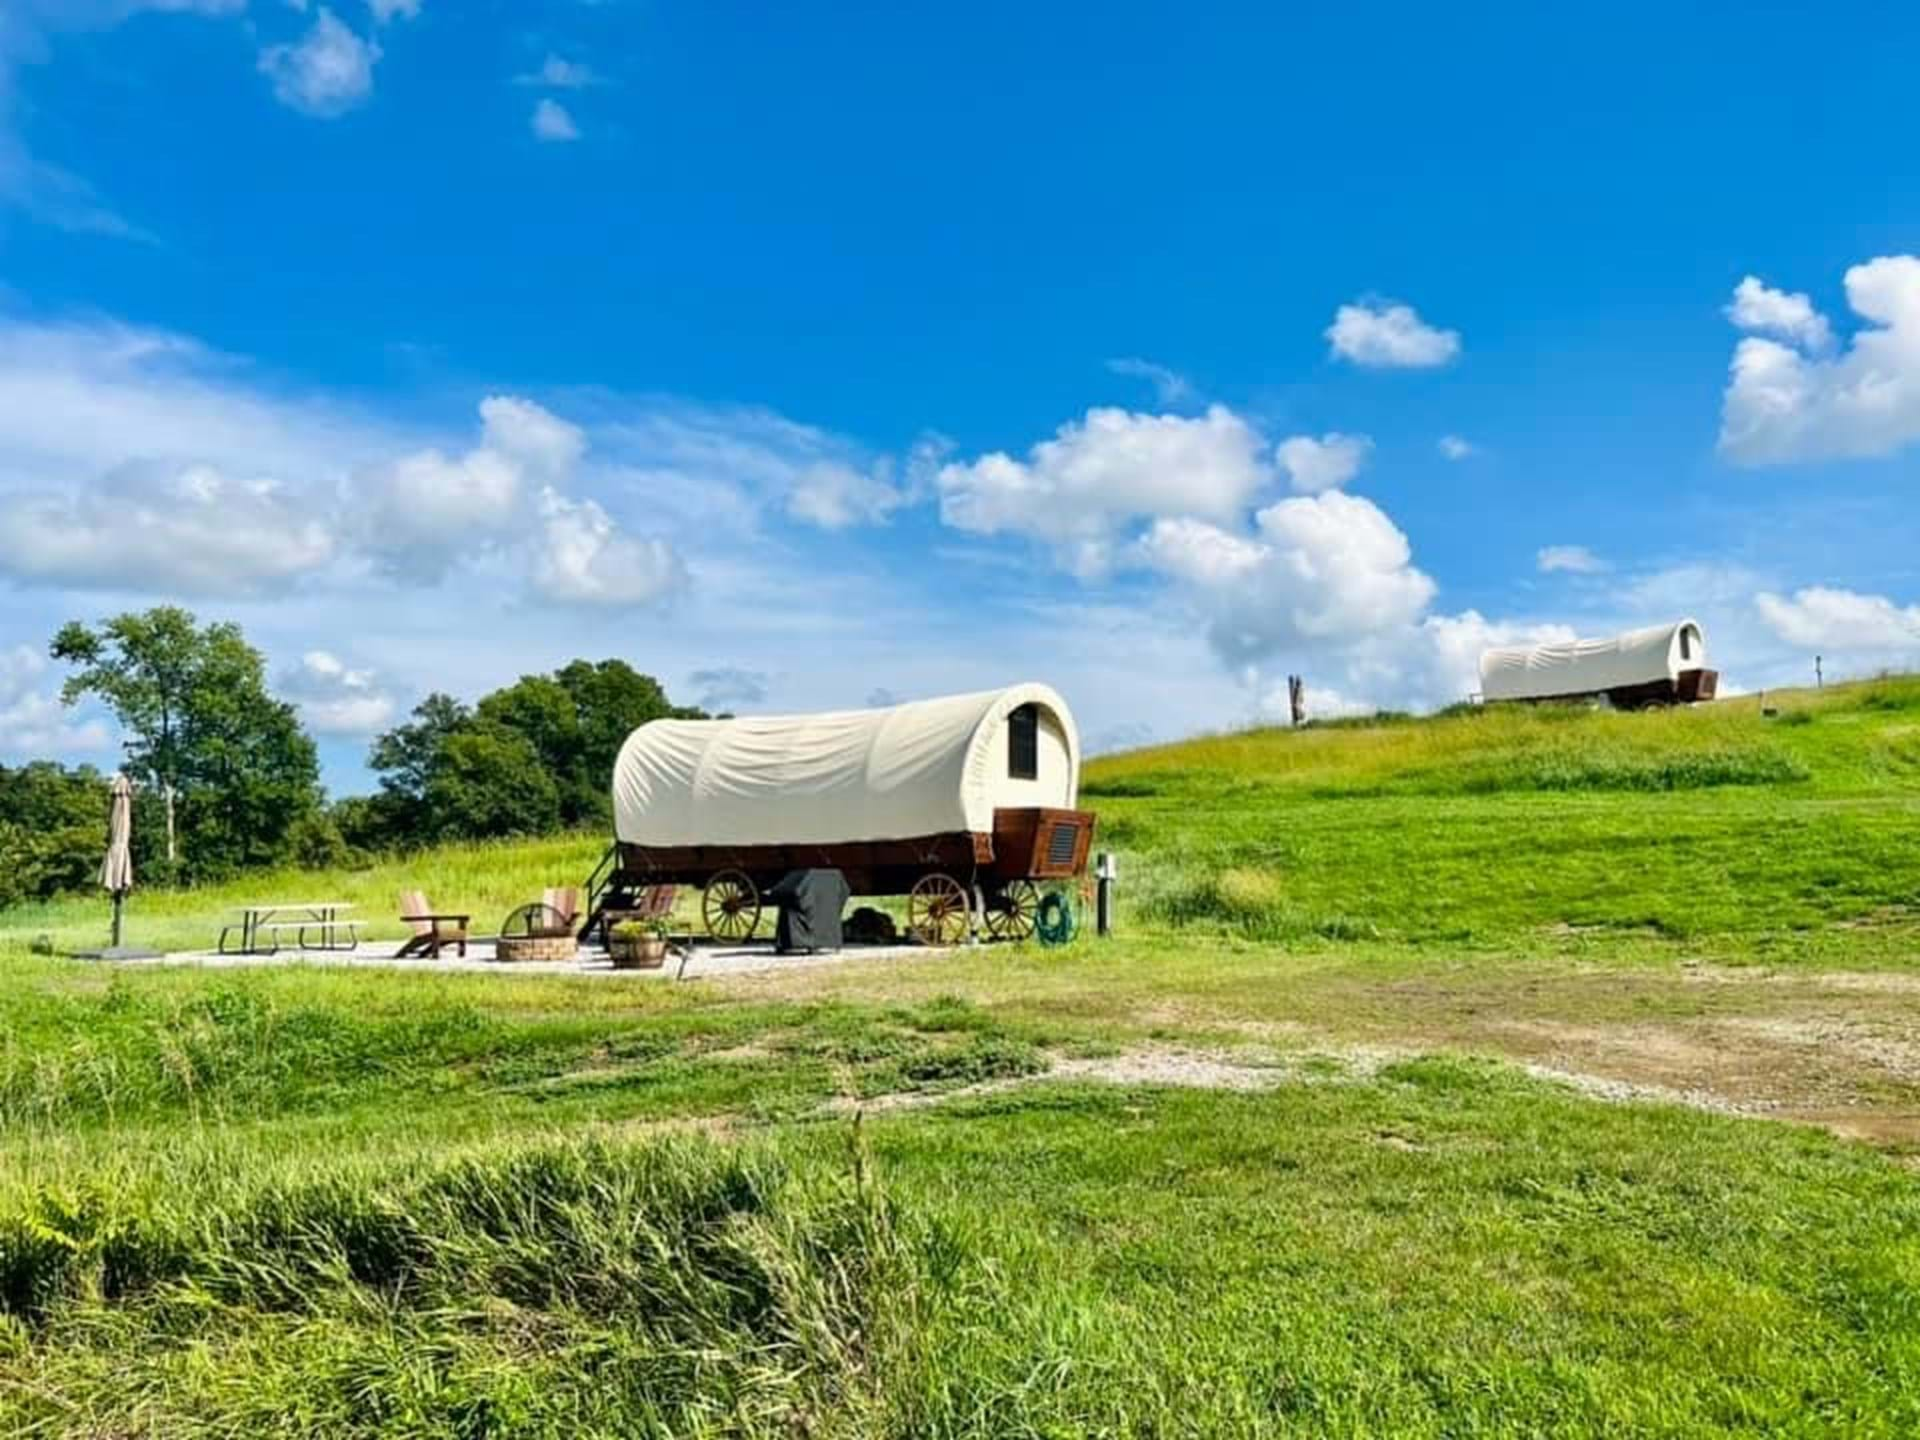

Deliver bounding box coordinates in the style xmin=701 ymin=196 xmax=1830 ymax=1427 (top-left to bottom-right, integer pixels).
xmin=164 ymin=783 xmax=177 ymax=863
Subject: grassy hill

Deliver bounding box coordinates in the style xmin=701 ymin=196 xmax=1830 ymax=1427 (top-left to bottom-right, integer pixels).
xmin=1093 ymin=673 xmax=1920 ymax=961
xmin=11 ymin=672 xmax=1918 ymax=961
xmin=2 ymin=677 xmax=1919 ymax=1435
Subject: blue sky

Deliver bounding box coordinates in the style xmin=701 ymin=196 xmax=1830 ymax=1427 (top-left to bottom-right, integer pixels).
xmin=1 ymin=0 xmax=1916 ymax=793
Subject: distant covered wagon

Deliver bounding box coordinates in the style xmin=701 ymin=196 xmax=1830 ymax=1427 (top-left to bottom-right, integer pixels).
xmin=595 ymin=684 xmax=1096 ymax=944
xmin=1479 ymin=619 xmax=1718 ymax=709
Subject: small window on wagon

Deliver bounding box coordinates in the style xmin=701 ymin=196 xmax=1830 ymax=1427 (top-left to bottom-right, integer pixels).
xmin=1680 ymin=626 xmax=1696 ymax=661
xmin=1008 ymin=703 xmax=1039 ymax=781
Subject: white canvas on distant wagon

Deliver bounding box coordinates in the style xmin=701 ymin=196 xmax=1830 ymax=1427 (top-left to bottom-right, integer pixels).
xmin=1479 ymin=620 xmax=1707 ymax=704
xmin=612 ymin=683 xmax=1080 ymax=848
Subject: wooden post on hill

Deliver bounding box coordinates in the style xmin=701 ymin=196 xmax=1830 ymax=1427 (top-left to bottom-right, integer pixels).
xmin=1287 ymin=675 xmax=1307 ymax=728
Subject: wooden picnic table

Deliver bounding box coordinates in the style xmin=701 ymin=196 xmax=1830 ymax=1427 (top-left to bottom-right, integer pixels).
xmin=218 ymin=901 xmax=361 ymax=955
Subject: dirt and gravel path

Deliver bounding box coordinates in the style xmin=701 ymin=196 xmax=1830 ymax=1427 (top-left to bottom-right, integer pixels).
xmin=729 ymin=946 xmax=1920 ymax=1148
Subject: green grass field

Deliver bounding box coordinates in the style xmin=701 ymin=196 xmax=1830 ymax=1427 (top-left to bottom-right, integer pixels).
xmin=3 ymin=676 xmax=1919 ymax=1435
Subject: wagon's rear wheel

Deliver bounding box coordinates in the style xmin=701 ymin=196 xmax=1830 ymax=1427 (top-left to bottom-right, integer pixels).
xmin=702 ymin=870 xmax=761 ymax=942
xmin=985 ymin=879 xmax=1040 ymax=942
xmin=908 ymin=872 xmax=971 ymax=947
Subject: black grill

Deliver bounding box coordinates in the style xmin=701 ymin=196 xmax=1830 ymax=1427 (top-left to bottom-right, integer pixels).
xmin=1046 ymin=822 xmax=1079 ymax=868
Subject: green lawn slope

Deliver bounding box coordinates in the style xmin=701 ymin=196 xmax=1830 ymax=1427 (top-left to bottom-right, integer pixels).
xmin=1090 ymin=673 xmax=1920 ymax=962
xmin=2 ymin=677 xmax=1918 ymax=1436
xmin=10 ymin=673 xmax=1919 ymax=962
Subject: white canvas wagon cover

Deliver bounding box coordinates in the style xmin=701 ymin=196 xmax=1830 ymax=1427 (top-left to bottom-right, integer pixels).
xmin=612 ymin=683 xmax=1080 ymax=849
xmin=1480 ymin=619 xmax=1706 ymax=703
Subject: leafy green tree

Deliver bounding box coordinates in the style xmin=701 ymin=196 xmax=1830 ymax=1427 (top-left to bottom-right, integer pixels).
xmin=366 ymin=694 xmax=473 ymax=844
xmin=422 ymin=724 xmax=561 ymax=840
xmin=478 ymin=660 xmax=701 ymax=825
xmin=365 ymin=662 xmax=704 ymax=846
xmin=475 ymin=675 xmax=583 ymax=816
xmin=50 ymin=608 xmax=321 ymax=879
xmin=0 ymin=762 xmax=108 ymax=907
xmin=326 ymin=795 xmax=392 ymax=856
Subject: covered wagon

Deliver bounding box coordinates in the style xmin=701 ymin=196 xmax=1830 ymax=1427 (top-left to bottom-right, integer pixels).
xmin=591 ymin=683 xmax=1096 ymax=944
xmin=1479 ymin=618 xmax=1718 ymax=708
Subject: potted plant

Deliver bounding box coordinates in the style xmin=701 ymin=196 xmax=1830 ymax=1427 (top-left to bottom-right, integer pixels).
xmin=609 ymin=918 xmax=670 ymax=970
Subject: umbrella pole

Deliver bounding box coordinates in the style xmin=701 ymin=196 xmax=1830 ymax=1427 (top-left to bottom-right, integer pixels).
xmin=111 ymin=890 xmax=124 ymax=949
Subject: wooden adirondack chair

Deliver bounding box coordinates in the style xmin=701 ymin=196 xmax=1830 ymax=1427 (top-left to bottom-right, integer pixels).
xmin=397 ymin=890 xmax=471 ymax=959
xmin=540 ymin=886 xmax=581 ymax=935
xmin=585 ymin=883 xmax=678 ymax=944
xmin=630 ymin=884 xmax=677 ymax=920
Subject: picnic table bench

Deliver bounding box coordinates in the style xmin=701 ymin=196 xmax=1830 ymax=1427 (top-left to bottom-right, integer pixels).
xmin=218 ymin=902 xmax=361 ymax=955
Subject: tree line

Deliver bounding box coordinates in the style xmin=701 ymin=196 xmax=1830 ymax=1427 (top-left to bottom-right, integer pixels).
xmin=0 ymin=606 xmax=707 ymax=908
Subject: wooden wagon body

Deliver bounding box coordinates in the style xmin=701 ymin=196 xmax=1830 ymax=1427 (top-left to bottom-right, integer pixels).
xmin=591 ymin=685 xmax=1097 ymax=943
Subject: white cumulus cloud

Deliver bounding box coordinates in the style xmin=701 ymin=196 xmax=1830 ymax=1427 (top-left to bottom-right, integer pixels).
xmin=1726 ymin=276 xmax=1833 ymax=352
xmin=1438 ymin=434 xmax=1475 ymax=460
xmin=531 ymin=98 xmax=580 ymax=142
xmin=259 ymin=8 xmax=380 ymax=118
xmin=367 ymin=0 xmax=420 ymax=22
xmin=531 ymin=488 xmax=683 ymax=607
xmin=1276 ymin=432 xmax=1372 ymax=494
xmin=937 ymin=405 xmax=1272 ymax=575
xmin=278 ymin=650 xmax=396 ymax=735
xmin=1139 ymin=490 xmax=1437 ymax=663
xmin=1326 ymin=300 xmax=1460 ymax=368
xmin=350 ymin=444 xmax=522 ymax=580
xmin=1755 ymin=586 xmax=1920 ymax=652
xmin=349 ymin=395 xmax=674 ymax=595
xmin=1720 ymin=256 xmax=1920 ymax=464
xmin=0 ymin=460 xmax=336 ymax=595
xmin=477 ymin=394 xmax=585 ymax=479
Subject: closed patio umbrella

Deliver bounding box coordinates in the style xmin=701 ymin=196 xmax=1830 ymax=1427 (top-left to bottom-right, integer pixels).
xmin=100 ymin=779 xmax=134 ymax=948
xmin=73 ymin=776 xmax=157 ymax=962
xmin=99 ymin=775 xmax=137 ymax=953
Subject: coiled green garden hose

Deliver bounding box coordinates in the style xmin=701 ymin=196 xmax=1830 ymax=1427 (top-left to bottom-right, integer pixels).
xmin=1034 ymin=889 xmax=1076 ymax=946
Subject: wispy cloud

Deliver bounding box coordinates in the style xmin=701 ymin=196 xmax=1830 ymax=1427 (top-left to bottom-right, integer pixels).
xmin=1536 ymin=545 xmax=1607 ymax=575
xmin=515 ymin=54 xmax=599 ymax=89
xmin=0 ymin=1 xmax=242 ymax=236
xmin=688 ymin=666 xmax=769 ymax=711
xmin=1105 ymin=357 xmax=1195 ymax=406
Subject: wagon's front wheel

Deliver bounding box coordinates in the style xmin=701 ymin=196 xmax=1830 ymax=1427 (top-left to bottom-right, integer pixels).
xmin=908 ymin=872 xmax=971 ymax=947
xmin=702 ymin=870 xmax=761 ymax=942
xmin=985 ymin=880 xmax=1040 ymax=942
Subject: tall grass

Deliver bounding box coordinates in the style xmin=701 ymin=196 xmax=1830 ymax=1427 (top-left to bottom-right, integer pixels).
xmin=0 ymin=1133 xmax=946 ymax=1435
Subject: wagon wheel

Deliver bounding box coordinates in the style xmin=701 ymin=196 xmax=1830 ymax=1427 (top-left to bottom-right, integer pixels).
xmin=702 ymin=870 xmax=762 ymax=942
xmin=500 ymin=903 xmax=569 ymax=939
xmin=908 ymin=872 xmax=971 ymax=947
xmin=985 ymin=880 xmax=1040 ymax=942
